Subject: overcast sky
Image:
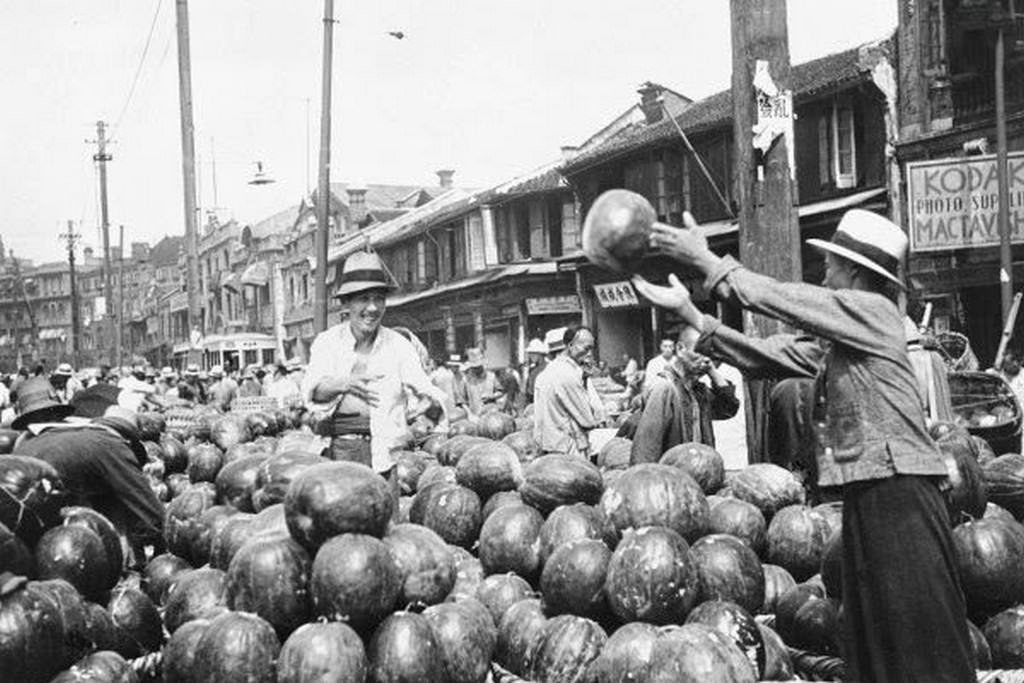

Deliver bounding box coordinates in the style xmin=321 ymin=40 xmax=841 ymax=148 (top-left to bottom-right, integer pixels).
xmin=0 ymin=0 xmax=897 ymax=265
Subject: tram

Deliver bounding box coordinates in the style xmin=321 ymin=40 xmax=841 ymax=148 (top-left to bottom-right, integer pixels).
xmin=171 ymin=332 xmax=279 ymax=372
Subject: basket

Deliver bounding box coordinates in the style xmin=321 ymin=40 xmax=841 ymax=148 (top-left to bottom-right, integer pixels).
xmin=948 ymin=371 xmax=1023 ymax=455
xmin=935 ymin=331 xmax=980 ymax=372
xmin=163 ymin=408 xmax=202 ymax=432
xmin=229 ymin=395 xmax=281 ymax=415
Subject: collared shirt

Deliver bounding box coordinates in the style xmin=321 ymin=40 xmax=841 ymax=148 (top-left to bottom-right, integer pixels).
xmin=533 ymin=354 xmax=598 ymax=457
xmin=302 ymin=322 xmax=446 ymax=472
xmin=695 ymin=256 xmax=947 ymax=487
xmin=643 ymin=355 xmax=671 ymax=393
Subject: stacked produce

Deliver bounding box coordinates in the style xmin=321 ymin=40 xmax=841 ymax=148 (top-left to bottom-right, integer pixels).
xmin=3 ymin=406 xmax=1024 ymax=682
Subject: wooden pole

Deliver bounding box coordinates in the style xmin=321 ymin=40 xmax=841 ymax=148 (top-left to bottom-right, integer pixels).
xmin=730 ymin=0 xmax=802 ymax=463
xmin=314 ymin=0 xmax=335 ymax=333
xmin=996 ymin=26 xmax=1014 ymax=325
xmin=93 ymin=120 xmax=116 ymax=367
xmin=175 ymin=0 xmax=202 ymax=344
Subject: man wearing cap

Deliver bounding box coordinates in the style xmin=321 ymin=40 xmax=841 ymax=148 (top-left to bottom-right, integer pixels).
xmin=207 ymin=365 xmax=238 ymax=411
xmin=533 ymin=326 xmax=600 ymax=459
xmin=51 ymin=362 xmax=83 ymax=404
xmin=461 ymin=348 xmax=503 ymax=417
xmin=430 ymin=355 xmax=465 ymax=415
xmin=633 ymin=209 xmax=972 ymax=682
xmin=12 ymin=377 xmax=165 ymax=561
xmin=521 ymin=338 xmax=548 ymax=407
xmin=303 ymin=251 xmax=447 ymax=472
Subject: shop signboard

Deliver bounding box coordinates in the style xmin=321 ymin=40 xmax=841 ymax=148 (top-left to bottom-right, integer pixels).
xmin=907 ymin=152 xmax=1024 ymax=252
xmin=525 ymin=295 xmax=581 ymax=315
xmin=593 ymin=281 xmax=640 ymax=309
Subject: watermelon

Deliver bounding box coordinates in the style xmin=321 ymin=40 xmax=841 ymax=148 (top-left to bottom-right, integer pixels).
xmin=728 ymin=464 xmax=805 ymax=521
xmin=310 ymin=533 xmax=400 ymax=632
xmin=0 ymin=520 xmax=33 ymax=577
xmin=438 ymin=435 xmax=491 ymax=466
xmin=209 ymin=512 xmax=257 ymax=570
xmin=812 ymin=501 xmax=843 ymax=538
xmin=192 ymin=611 xmax=279 ymax=683
xmin=285 ymin=461 xmax=394 ymax=549
xmin=226 ymin=536 xmax=312 ymax=638
xmin=483 ymin=491 xmax=523 ymax=520
xmin=143 ymin=553 xmax=191 ymax=605
xmin=520 ymin=454 xmax=604 ymax=515
xmin=687 ymin=534 xmax=765 ymax=614
xmin=394 ymin=450 xmax=436 ymax=494
xmin=985 ymin=454 xmax=1024 ymax=520
xmin=820 ymin=533 xmax=843 ymax=599
xmin=605 ymin=525 xmax=696 ymax=624
xmin=477 ymin=412 xmax=517 ymax=441
xmin=50 ymin=651 xmax=137 ymax=683
xmin=940 ymin=438 xmax=988 ymax=522
xmin=596 ymin=437 xmax=633 ymax=471
xmin=215 ymin=454 xmax=269 ymax=512
xmin=581 ymin=188 xmax=652 ymax=273
xmin=166 ymin=473 xmax=192 ymax=499
xmin=164 ymin=482 xmax=218 ymax=563
xmin=647 ymin=623 xmax=757 ymax=682
xmin=479 ymin=504 xmax=545 ymax=579
xmin=968 ymin=619 xmax=993 ymax=669
xmin=367 ymin=611 xmax=447 ymax=682
xmin=599 ymin=463 xmax=709 ymax=543
xmin=456 ymin=442 xmax=524 ymax=499
xmin=163 ymin=567 xmax=229 ymax=634
xmin=162 ymin=618 xmax=211 ymax=683
xmin=757 ymin=623 xmax=795 ymax=680
xmin=419 ymin=464 xmax=459 ymax=489
xmin=0 ymin=455 xmax=66 ymax=546
xmin=540 ymin=539 xmax=611 ymax=619
xmin=251 ymin=451 xmax=326 ymax=511
xmin=107 ymin=583 xmax=164 ymax=657
xmin=210 ymin=415 xmax=252 ymax=452
xmin=773 ymin=583 xmax=826 ymax=641
xmin=449 ymin=553 xmax=487 ymax=600
xmin=190 ymin=505 xmax=238 ymax=567
xmin=953 ymin=517 xmax=1024 ymax=619
xmin=383 ymin=523 xmax=456 ymax=606
xmin=766 ymin=505 xmax=831 ymax=581
xmin=788 ymin=595 xmax=841 ymax=655
xmin=276 ymin=622 xmax=367 ymax=683
xmin=686 ymin=600 xmax=765 ymax=678
xmin=32 ymin=578 xmax=93 ymax=668
xmin=761 ymin=563 xmax=798 ymax=614
xmin=495 ymin=598 xmax=547 ymax=676
xmin=587 ymin=621 xmax=659 ymax=683
xmin=660 ymin=442 xmax=726 ymax=494
xmin=986 ymin=502 xmax=1017 ymax=524
xmin=60 ymin=507 xmax=123 ymax=587
xmin=538 ymin=504 xmax=606 ymax=565
xmin=187 ymin=443 xmax=225 ymax=483
xmin=424 ymin=599 xmax=497 ymax=683
xmin=528 ymin=614 xmax=607 ymax=683
xmin=409 ymin=483 xmax=482 ymax=549
xmin=476 ymin=573 xmax=534 ymax=624
xmin=502 ymin=430 xmax=541 ymax=464
xmin=83 ymin=602 xmax=118 ymax=654
xmin=160 ymin=434 xmax=190 ymax=473
xmin=421 ymin=434 xmax=447 ymax=457
xmin=0 ymin=573 xmax=74 ymax=679
xmin=35 ymin=525 xmax=112 ymax=599
xmin=707 ymin=498 xmax=767 ymax=557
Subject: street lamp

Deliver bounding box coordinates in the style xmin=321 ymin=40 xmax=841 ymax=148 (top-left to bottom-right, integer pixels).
xmin=248 ymin=161 xmax=276 ymax=186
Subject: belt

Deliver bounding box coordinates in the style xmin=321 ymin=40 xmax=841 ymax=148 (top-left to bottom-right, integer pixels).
xmin=334 ymin=433 xmax=371 ymax=441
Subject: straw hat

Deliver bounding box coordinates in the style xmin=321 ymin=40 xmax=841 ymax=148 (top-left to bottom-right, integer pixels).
xmin=445 ymin=354 xmax=462 ymax=367
xmin=209 ymin=365 xmax=225 ymax=379
xmin=284 ymin=357 xmax=304 ymax=372
xmin=465 ymin=348 xmax=485 ymax=369
xmin=53 ymin=363 xmax=74 ymax=377
xmin=160 ymin=366 xmax=176 ymax=380
xmin=334 ymin=251 xmax=394 ymax=299
xmin=525 ymin=338 xmax=548 ymax=355
xmin=806 ymin=209 xmax=906 ymax=288
xmin=12 ymin=377 xmax=75 ymax=430
xmin=544 ymin=327 xmax=568 ymax=354
xmin=183 ymin=363 xmax=200 ymax=377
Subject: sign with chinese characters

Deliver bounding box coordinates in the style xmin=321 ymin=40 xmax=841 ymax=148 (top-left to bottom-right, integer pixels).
xmin=593 ymin=281 xmax=640 ymax=309
xmin=525 ymin=295 xmax=581 ymax=316
xmin=907 ymin=152 xmax=1024 ymax=252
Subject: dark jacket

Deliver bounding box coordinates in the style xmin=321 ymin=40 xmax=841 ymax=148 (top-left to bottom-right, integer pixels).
xmin=14 ymin=425 xmax=165 ymax=555
xmin=630 ymin=362 xmax=739 ymax=464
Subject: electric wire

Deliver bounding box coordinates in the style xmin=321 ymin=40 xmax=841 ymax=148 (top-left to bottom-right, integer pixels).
xmin=112 ymin=0 xmax=164 ymax=136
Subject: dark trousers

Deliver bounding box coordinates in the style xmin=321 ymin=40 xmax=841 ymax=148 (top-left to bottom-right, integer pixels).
xmin=841 ymin=476 xmax=974 ymax=683
xmin=329 ymin=435 xmax=372 ymax=467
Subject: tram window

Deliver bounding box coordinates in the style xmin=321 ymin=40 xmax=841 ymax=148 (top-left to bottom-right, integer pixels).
xmin=244 ymin=350 xmax=258 ymax=366
xmin=262 ymin=349 xmax=275 ymax=365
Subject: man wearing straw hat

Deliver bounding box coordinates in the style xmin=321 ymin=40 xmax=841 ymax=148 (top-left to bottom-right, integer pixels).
xmin=303 ymin=251 xmax=446 ymax=472
xmin=632 ymin=209 xmax=972 ymax=682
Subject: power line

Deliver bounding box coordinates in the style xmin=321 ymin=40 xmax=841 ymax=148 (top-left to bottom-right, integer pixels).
xmin=113 ymin=0 xmax=165 ymax=135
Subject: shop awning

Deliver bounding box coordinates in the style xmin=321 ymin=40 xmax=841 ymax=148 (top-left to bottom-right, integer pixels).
xmin=221 ymin=272 xmax=242 ymax=293
xmin=241 ymin=261 xmax=270 ymax=286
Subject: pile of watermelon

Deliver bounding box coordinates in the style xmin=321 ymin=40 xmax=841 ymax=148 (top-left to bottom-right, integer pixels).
xmin=4 ymin=407 xmax=1024 ymax=681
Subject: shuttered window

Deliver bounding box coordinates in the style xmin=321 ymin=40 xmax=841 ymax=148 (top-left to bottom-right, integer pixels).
xmin=467 ymin=213 xmax=486 ymax=272
xmin=529 ymin=200 xmax=548 ymax=259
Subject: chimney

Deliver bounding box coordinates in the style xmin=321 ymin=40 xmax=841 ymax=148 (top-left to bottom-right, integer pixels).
xmin=346 ymin=187 xmax=368 ymax=227
xmin=110 ymin=246 xmax=122 ymax=261
xmin=560 ymin=145 xmax=579 ymax=161
xmin=131 ymin=242 xmax=150 ymax=261
xmin=637 ymin=81 xmax=665 ymax=124
xmin=436 ymin=169 xmax=455 ymax=189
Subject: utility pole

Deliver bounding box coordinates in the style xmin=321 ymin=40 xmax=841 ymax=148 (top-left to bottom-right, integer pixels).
xmin=314 ymin=0 xmax=336 ymax=333
xmin=59 ymin=221 xmax=82 ymax=369
xmin=89 ymin=120 xmax=117 ymax=369
xmin=730 ymin=0 xmax=801 ymax=462
xmin=118 ymin=225 xmax=125 ymax=368
xmin=175 ymin=0 xmax=202 ymax=357
xmin=996 ymin=25 xmax=1013 ymax=325
xmin=10 ymin=255 xmax=37 ymax=365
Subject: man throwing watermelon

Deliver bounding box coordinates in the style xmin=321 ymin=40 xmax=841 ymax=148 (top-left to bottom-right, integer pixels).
xmin=632 ymin=208 xmax=973 ymax=682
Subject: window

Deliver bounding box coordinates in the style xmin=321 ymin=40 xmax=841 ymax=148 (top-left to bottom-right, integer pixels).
xmin=416 ymin=240 xmax=426 ymax=282
xmin=515 ymin=205 xmax=531 ymax=259
xmin=301 ymin=274 xmax=309 ymax=302
xmin=832 ymin=100 xmax=857 ymax=188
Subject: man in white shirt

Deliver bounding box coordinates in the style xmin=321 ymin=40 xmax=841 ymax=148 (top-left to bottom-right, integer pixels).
xmin=302 ymin=251 xmax=446 ymax=473
xmin=642 ymin=339 xmax=677 ymax=393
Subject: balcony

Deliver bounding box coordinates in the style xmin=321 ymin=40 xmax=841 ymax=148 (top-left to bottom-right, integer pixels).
xmin=952 ymin=61 xmax=1024 ymax=125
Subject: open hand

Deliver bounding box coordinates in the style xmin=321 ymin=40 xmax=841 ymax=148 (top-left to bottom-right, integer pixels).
xmin=341 ymin=374 xmax=383 ymax=407
xmin=631 ymin=274 xmax=704 ymax=330
xmin=649 ymin=211 xmax=719 ymax=272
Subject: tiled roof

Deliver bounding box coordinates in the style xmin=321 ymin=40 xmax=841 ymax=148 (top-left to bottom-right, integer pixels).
xmin=562 ymin=38 xmax=889 ymax=174
xmin=248 ymin=205 xmax=301 ymax=239
xmin=329 ymin=183 xmax=444 ymax=210
xmin=478 ymin=164 xmax=568 ymax=204
xmin=149 ymin=236 xmax=184 ymax=268
xmin=366 ymin=208 xmax=410 ymax=223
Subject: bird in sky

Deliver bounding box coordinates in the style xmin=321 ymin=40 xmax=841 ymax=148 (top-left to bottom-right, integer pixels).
xmin=388 ymin=31 xmax=405 ymax=40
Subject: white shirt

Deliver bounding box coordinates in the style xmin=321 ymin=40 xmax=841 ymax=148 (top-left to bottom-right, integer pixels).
xmin=643 ymin=355 xmax=671 ymax=393
xmin=268 ymin=376 xmax=300 ymax=404
xmin=302 ymin=323 xmax=447 ymax=471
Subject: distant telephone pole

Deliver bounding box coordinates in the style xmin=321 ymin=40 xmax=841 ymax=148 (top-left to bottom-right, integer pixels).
xmin=175 ymin=0 xmax=203 ymax=343
xmin=89 ymin=120 xmax=117 ymax=368
xmin=59 ymin=221 xmax=82 ymax=368
xmin=314 ymin=0 xmax=336 ymax=333
xmin=118 ymin=225 xmax=125 ymax=368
